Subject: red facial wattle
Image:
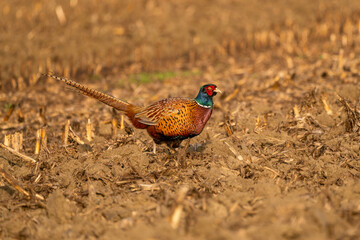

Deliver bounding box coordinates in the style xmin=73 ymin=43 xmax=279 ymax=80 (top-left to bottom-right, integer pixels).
xmin=206 ymin=86 xmax=215 ymax=96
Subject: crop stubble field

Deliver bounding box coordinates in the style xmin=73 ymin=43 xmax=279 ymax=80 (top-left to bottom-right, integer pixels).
xmin=1 ymin=0 xmax=360 ymax=239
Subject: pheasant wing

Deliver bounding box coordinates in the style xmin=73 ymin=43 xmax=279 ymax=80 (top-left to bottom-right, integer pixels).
xmin=134 ymin=98 xmax=186 ymax=126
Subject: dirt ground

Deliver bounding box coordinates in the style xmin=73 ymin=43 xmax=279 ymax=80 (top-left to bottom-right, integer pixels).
xmin=1 ymin=1 xmax=360 ymax=239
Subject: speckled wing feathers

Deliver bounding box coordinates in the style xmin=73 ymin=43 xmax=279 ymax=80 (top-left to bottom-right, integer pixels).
xmin=134 ymin=98 xmax=188 ymax=125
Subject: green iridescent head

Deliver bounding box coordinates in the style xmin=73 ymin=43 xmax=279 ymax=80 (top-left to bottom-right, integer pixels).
xmin=194 ymin=84 xmax=221 ymax=108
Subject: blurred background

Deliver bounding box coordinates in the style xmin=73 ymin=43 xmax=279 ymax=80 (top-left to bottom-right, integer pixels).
xmin=2 ymin=1 xmax=360 ymax=239
xmin=1 ymin=0 xmax=360 ymax=90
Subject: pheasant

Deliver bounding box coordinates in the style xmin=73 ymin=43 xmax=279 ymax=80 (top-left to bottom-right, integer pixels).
xmin=44 ymin=74 xmax=221 ymax=152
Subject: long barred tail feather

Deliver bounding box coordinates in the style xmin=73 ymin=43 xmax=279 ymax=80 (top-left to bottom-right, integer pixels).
xmin=43 ymin=73 xmax=130 ymax=112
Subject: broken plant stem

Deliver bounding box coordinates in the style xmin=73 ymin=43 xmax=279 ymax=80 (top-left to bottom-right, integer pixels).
xmin=69 ymin=126 xmax=85 ymax=145
xmin=0 ymin=143 xmax=37 ymax=164
xmin=0 ymin=166 xmax=44 ymax=200
xmin=0 ymin=166 xmax=30 ymax=198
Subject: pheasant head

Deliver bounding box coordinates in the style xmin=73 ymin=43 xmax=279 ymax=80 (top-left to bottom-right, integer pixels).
xmin=195 ymin=84 xmax=221 ymax=108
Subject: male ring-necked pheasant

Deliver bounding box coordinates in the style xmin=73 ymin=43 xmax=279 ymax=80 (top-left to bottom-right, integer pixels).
xmin=44 ymin=74 xmax=221 ymax=152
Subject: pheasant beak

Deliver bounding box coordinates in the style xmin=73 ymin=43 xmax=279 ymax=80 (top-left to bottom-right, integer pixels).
xmin=213 ymin=87 xmax=222 ymax=94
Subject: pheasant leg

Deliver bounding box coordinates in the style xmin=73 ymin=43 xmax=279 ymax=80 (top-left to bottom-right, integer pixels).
xmin=178 ymin=139 xmax=190 ymax=167
xmin=153 ymin=142 xmax=157 ymax=154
